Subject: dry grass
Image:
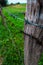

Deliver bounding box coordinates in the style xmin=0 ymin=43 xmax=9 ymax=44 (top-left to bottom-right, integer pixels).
xmin=9 ymin=4 xmax=26 ymax=8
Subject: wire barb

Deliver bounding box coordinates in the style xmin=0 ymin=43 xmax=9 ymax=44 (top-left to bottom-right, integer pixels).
xmin=20 ymin=30 xmax=42 ymax=46
xmin=25 ymin=19 xmax=43 ymax=29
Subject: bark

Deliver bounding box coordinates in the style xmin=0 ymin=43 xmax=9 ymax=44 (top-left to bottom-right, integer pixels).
xmin=24 ymin=0 xmax=43 ymax=65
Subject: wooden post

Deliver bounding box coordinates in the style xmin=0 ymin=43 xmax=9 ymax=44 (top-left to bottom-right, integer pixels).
xmin=0 ymin=5 xmax=7 ymax=28
xmin=0 ymin=5 xmax=11 ymax=33
xmin=24 ymin=0 xmax=43 ymax=65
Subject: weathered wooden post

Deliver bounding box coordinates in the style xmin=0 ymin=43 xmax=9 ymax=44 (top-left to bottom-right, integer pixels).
xmin=0 ymin=4 xmax=7 ymax=27
xmin=0 ymin=4 xmax=10 ymax=31
xmin=24 ymin=0 xmax=43 ymax=65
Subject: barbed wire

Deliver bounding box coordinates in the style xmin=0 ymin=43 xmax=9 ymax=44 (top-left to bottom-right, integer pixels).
xmin=5 ymin=10 xmax=43 ymax=29
xmin=25 ymin=19 xmax=43 ymax=29
xmin=20 ymin=30 xmax=42 ymax=46
xmin=4 ymin=12 xmax=43 ymax=46
xmin=5 ymin=10 xmax=24 ymax=21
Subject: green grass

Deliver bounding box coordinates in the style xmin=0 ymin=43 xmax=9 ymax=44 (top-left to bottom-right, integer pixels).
xmin=0 ymin=4 xmax=43 ymax=65
xmin=0 ymin=4 xmax=26 ymax=65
